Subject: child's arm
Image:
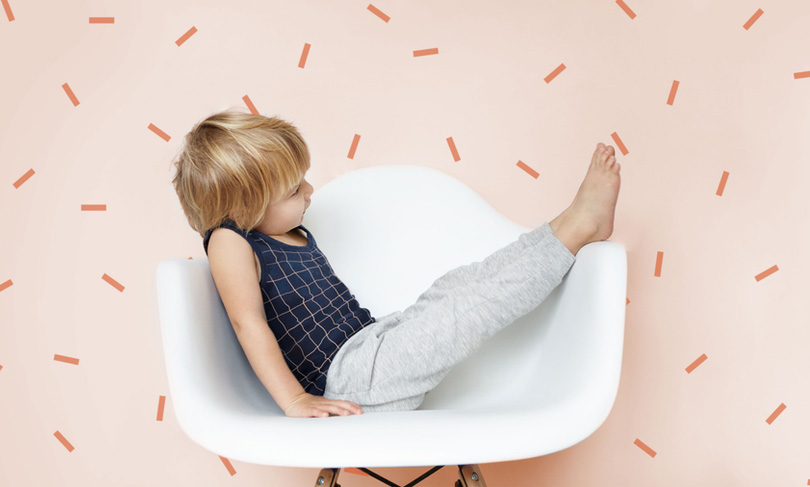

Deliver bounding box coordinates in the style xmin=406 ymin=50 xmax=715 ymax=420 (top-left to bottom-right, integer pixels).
xmin=206 ymin=228 xmax=363 ymax=418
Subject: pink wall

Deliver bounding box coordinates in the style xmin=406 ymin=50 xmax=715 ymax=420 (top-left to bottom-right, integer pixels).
xmin=2 ymin=0 xmax=809 ymax=485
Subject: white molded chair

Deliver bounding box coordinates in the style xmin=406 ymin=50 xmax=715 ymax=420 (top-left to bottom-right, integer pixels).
xmin=155 ymin=165 xmax=626 ymax=485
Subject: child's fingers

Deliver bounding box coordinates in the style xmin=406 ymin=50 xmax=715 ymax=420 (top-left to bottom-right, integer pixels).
xmin=336 ymin=400 xmax=364 ymax=415
xmin=309 ymin=408 xmax=330 ymax=418
xmin=313 ymin=400 xmax=362 ymax=417
xmin=329 ymin=400 xmax=363 ymax=415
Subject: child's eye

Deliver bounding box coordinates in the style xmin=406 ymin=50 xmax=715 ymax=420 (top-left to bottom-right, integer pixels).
xmin=291 ymin=187 xmax=300 ymax=197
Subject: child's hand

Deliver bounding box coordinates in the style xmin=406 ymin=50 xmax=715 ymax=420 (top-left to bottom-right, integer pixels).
xmin=282 ymin=392 xmax=364 ymax=418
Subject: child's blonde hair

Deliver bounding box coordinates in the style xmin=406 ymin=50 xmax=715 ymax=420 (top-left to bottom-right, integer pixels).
xmin=172 ymin=109 xmax=311 ymax=237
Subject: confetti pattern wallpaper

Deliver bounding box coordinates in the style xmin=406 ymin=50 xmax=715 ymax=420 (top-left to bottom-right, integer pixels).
xmin=2 ymin=0 xmax=810 ymax=485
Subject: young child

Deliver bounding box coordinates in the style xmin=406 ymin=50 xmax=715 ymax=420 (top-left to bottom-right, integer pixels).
xmin=172 ymin=109 xmax=621 ymax=417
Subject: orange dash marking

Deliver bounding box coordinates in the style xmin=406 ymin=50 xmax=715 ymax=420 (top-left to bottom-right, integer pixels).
xmin=102 ymin=273 xmax=125 ymax=292
xmin=667 ymin=80 xmax=680 ymax=106
xmin=13 ymin=168 xmax=35 ymax=188
xmin=347 ymin=134 xmax=361 ymax=159
xmin=175 ymin=26 xmax=197 ymax=46
xmin=299 ymin=43 xmax=311 ymax=68
xmin=367 ymin=4 xmax=390 ymax=23
xmin=148 ymin=123 xmax=171 ymax=142
xmin=544 ymin=63 xmax=566 ymax=84
xmin=516 ymin=160 xmax=539 ymax=179
xmin=242 ymin=95 xmax=259 ymax=115
xmin=634 ymin=438 xmax=656 ymax=458
xmin=716 ymin=171 xmax=729 ymax=196
xmin=2 ymin=0 xmax=14 ymax=21
xmin=81 ymin=204 xmax=106 ymax=211
xmin=446 ymin=137 xmax=461 ymax=162
xmin=685 ymin=353 xmax=707 ymax=373
xmin=654 ymin=251 xmax=664 ymax=277
xmin=413 ymin=48 xmax=439 ymax=57
xmin=0 ymin=279 xmax=12 ymax=292
xmin=755 ymin=265 xmax=778 ymax=282
xmin=794 ymin=71 xmax=810 ymax=79
xmin=219 ymin=456 xmax=237 ymax=476
xmin=62 ymin=83 xmax=80 ymax=106
xmin=610 ymin=132 xmax=628 ymax=155
xmin=626 ymin=297 xmax=630 ymax=305
xmin=616 ymin=0 xmax=637 ymax=19
xmin=743 ymin=9 xmax=764 ymax=30
xmin=0 ymin=365 xmax=3 ymax=372
xmin=766 ymin=403 xmax=786 ymax=425
xmin=54 ymin=354 xmax=79 ymax=365
xmin=156 ymin=396 xmax=166 ymax=421
xmin=89 ymin=17 xmax=114 ymax=23
xmin=54 ymin=431 xmax=75 ymax=452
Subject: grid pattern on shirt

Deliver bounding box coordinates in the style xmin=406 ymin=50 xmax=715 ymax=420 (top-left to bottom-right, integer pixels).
xmin=203 ymin=221 xmax=375 ymax=395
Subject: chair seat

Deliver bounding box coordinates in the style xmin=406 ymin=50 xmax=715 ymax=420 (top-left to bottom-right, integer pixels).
xmin=156 ymin=165 xmax=626 ymax=468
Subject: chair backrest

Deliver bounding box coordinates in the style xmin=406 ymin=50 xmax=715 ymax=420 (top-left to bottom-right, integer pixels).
xmin=156 ymin=258 xmax=283 ymax=419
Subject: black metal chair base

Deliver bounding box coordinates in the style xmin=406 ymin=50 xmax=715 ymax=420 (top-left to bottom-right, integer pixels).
xmin=314 ymin=465 xmax=487 ymax=487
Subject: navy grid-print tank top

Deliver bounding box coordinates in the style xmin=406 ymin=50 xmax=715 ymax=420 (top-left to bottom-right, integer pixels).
xmin=202 ymin=220 xmax=375 ymax=395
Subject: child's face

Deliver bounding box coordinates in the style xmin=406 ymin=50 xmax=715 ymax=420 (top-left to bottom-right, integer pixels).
xmin=256 ymin=173 xmax=313 ymax=237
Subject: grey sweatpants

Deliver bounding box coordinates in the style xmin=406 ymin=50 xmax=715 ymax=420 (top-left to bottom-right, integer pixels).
xmin=322 ymin=222 xmax=576 ymax=412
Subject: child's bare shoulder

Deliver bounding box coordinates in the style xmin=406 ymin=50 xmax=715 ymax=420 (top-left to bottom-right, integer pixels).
xmin=207 ymin=227 xmax=262 ymax=282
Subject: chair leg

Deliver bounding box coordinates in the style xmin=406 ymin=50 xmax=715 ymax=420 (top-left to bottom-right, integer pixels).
xmin=314 ymin=468 xmax=341 ymax=487
xmin=314 ymin=465 xmax=484 ymax=487
xmin=456 ymin=464 xmax=487 ymax=487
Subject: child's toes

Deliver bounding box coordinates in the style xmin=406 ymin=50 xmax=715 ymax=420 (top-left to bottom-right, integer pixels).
xmin=591 ymin=147 xmax=603 ymax=165
xmin=599 ymin=148 xmax=611 ymax=165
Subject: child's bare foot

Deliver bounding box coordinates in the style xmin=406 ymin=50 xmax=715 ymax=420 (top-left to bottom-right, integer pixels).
xmin=549 ymin=143 xmax=621 ymax=256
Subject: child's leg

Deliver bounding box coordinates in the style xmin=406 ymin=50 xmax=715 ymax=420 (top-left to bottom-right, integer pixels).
xmin=324 ymin=142 xmax=622 ymax=412
xmin=324 ymin=221 xmax=576 ymax=411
